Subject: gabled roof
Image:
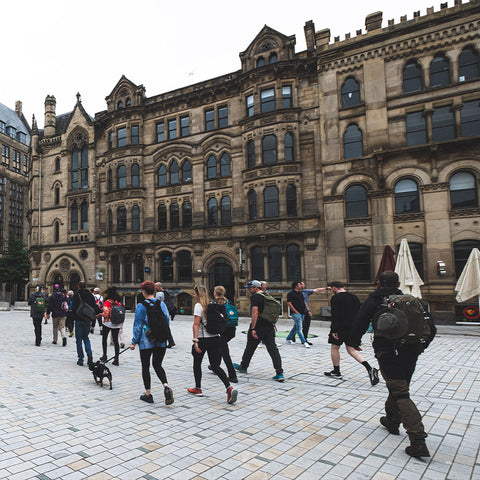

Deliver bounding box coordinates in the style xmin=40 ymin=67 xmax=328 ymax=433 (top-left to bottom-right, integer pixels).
xmin=0 ymin=102 xmax=31 ymax=144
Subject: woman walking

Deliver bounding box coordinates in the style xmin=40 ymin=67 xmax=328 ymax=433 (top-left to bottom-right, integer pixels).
xmin=101 ymin=286 xmax=123 ymax=366
xmin=130 ymin=281 xmax=174 ymax=405
xmin=188 ymin=285 xmax=238 ymax=404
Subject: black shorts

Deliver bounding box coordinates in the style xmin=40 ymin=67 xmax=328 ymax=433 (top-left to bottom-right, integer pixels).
xmin=328 ymin=332 xmax=347 ymax=346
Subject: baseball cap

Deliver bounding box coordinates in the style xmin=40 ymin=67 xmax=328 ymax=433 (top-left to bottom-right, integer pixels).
xmin=244 ymin=280 xmax=262 ymax=288
xmin=375 ymin=309 xmax=408 ymax=340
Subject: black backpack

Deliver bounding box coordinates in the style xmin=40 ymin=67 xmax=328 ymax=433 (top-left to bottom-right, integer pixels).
xmin=110 ymin=302 xmax=126 ymax=324
xmin=142 ymin=299 xmax=171 ymax=343
xmin=205 ymin=302 xmax=227 ymax=334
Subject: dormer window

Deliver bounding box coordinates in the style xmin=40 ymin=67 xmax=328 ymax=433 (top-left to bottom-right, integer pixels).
xmin=117 ymin=100 xmax=123 ymax=109
xmin=269 ymin=53 xmax=278 ymax=64
xmin=257 ymin=57 xmax=265 ymax=68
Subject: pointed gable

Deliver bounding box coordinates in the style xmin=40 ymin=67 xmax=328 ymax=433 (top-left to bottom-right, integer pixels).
xmin=239 ymin=25 xmax=296 ymax=73
xmin=105 ymin=75 xmax=146 ymax=112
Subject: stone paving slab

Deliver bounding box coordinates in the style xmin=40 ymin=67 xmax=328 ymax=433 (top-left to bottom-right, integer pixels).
xmin=0 ymin=311 xmax=479 ymax=479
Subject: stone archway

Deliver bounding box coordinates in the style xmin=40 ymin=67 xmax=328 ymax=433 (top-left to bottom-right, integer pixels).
xmin=208 ymin=257 xmax=234 ymax=301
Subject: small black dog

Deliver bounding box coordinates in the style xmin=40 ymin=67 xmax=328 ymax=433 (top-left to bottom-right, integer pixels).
xmin=90 ymin=361 xmax=112 ymax=390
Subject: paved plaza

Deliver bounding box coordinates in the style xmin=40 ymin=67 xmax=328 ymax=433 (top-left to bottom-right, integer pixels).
xmin=1 ymin=310 xmax=479 ymax=480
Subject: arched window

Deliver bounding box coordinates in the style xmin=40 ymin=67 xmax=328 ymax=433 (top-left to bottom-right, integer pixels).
xmin=454 ymin=240 xmax=480 ymax=279
xmin=251 ymin=246 xmax=264 ymax=280
xmin=430 ymin=54 xmax=450 ymax=88
xmin=341 ymin=77 xmax=361 ymax=107
xmin=123 ymin=254 xmax=132 ymax=283
xmin=170 ymin=160 xmax=179 ymax=185
xmin=348 ymin=245 xmax=371 ymax=282
xmin=70 ymin=201 xmax=78 ymax=231
xmin=220 ymin=196 xmax=231 ymax=225
xmin=182 ymin=201 xmax=192 ymax=228
xmin=55 ymin=186 xmax=60 ymax=206
xmin=403 ymin=60 xmax=423 ymax=93
xmin=344 ymin=124 xmax=363 ymax=159
xmin=458 ymin=46 xmax=480 ymax=82
xmin=126 ymin=97 xmax=131 ymax=107
xmin=269 ymin=53 xmax=278 ymax=64
xmin=450 ymin=171 xmax=478 ymax=209
xmin=264 ymin=186 xmax=279 ymax=218
xmin=182 ymin=160 xmax=192 ymax=182
xmin=268 ymin=246 xmax=282 ymax=282
xmin=262 ymin=135 xmax=277 ymax=165
xmin=132 ymin=205 xmax=140 ymax=231
xmin=207 ymin=155 xmax=217 ymax=179
xmin=54 ymin=221 xmax=60 ymax=243
xmin=80 ymin=200 xmax=88 ymax=229
xmin=131 ymin=163 xmax=139 ymax=187
xmin=247 ymin=140 xmax=256 ymax=169
xmin=158 ymin=204 xmax=167 ymax=231
xmin=395 ymin=179 xmax=420 ymax=213
xmin=346 ymin=184 xmax=368 ymax=218
xmin=158 ymin=165 xmax=167 ymax=186
xmin=286 ymin=184 xmax=297 ymax=217
xmin=177 ymin=250 xmax=192 ymax=282
xmin=117 ymin=206 xmax=127 ymax=232
xmin=112 ymin=255 xmax=120 ymax=283
xmin=107 ymin=209 xmax=113 ymax=233
xmin=135 ymin=253 xmax=144 ymax=282
xmin=170 ymin=203 xmax=180 ymax=229
xmin=460 ymin=100 xmax=480 ymax=137
xmin=117 ymin=100 xmax=123 ymax=109
xmin=257 ymin=57 xmax=265 ymax=68
xmin=71 ymin=145 xmax=88 ymax=189
xmin=287 ymin=244 xmax=301 ymax=281
xmin=248 ymin=189 xmax=257 ymax=220
xmin=117 ymin=165 xmax=126 ymax=189
xmin=160 ymin=251 xmax=174 ymax=281
xmin=284 ymin=132 xmax=294 ymax=162
xmin=207 ymin=198 xmax=218 ymax=226
xmin=107 ymin=168 xmax=112 ymax=192
xmin=220 ymin=153 xmax=231 ymax=177
xmin=55 ymin=157 xmax=61 ymax=172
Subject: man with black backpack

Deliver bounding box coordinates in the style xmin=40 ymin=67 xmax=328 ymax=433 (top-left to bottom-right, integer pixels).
xmin=28 ymin=285 xmax=47 ymax=346
xmin=348 ymin=271 xmax=434 ymax=458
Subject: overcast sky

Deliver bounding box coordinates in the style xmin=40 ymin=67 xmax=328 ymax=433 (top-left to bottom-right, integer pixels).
xmin=1 ymin=0 xmax=457 ymax=128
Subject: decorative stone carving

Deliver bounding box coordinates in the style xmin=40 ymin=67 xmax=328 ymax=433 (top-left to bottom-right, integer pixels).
xmin=449 ymin=208 xmax=480 ymax=218
xmin=44 ymin=252 xmax=51 ymax=262
xmin=59 ymin=258 xmax=71 ymax=271
xmin=344 ymin=217 xmax=372 ymax=226
xmin=393 ymin=213 xmax=425 ymax=222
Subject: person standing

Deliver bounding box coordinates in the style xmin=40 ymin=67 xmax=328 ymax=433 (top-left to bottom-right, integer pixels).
xmin=233 ymin=280 xmax=284 ymax=382
xmin=91 ymin=287 xmax=104 ymax=334
xmin=130 ymin=281 xmax=174 ymax=405
xmin=65 ymin=290 xmax=75 ymax=338
xmin=285 ymin=281 xmax=310 ymax=348
xmin=28 ymin=286 xmax=47 ymax=346
xmin=300 ymin=282 xmax=326 ymax=345
xmin=347 ymin=271 xmax=430 ymax=458
xmin=101 ymin=286 xmax=123 ymax=366
xmin=324 ymin=281 xmax=379 ymax=386
xmin=46 ymin=284 xmax=68 ymax=347
xmin=187 ymin=285 xmax=238 ymax=404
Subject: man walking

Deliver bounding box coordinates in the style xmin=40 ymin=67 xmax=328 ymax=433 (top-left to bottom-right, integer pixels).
xmin=285 ymin=281 xmax=310 ymax=348
xmin=28 ymin=286 xmax=47 ymax=346
xmin=233 ymin=280 xmax=284 ymax=382
xmin=46 ymin=284 xmax=68 ymax=347
xmin=301 ymin=282 xmax=326 ymax=345
xmin=347 ymin=271 xmax=430 ymax=458
xmin=324 ymin=281 xmax=379 ymax=386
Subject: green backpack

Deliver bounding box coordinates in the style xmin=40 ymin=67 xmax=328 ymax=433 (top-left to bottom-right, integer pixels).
xmin=259 ymin=293 xmax=282 ymax=324
xmin=33 ymin=295 xmax=46 ymax=313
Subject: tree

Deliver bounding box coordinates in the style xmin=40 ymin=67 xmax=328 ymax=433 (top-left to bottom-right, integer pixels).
xmin=0 ymin=235 xmax=30 ymax=300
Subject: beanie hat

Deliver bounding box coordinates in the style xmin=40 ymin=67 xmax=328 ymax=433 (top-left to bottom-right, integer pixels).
xmin=375 ymin=308 xmax=408 ymax=340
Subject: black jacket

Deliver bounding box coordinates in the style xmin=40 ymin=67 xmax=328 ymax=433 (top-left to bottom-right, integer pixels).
xmin=72 ymin=289 xmax=102 ymax=321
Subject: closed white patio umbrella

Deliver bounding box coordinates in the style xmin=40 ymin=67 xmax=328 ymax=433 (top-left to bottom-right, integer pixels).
xmin=395 ymin=238 xmax=424 ymax=298
xmin=455 ymin=248 xmax=480 ymax=311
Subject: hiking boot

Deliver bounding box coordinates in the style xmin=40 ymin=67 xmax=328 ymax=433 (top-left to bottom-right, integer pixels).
xmin=164 ymin=386 xmax=174 ymax=405
xmin=233 ymin=363 xmax=247 ymax=374
xmin=369 ymin=368 xmax=379 ymax=386
xmin=272 ymin=373 xmax=285 ymax=382
xmin=62 ymin=337 xmax=67 ymax=347
xmin=187 ymin=387 xmax=203 ymax=396
xmin=112 ymin=358 xmax=119 ymax=366
xmin=324 ymin=370 xmax=342 ymax=379
xmin=405 ymin=439 xmax=430 ymax=458
xmin=228 ymin=376 xmax=238 ymax=383
xmin=140 ymin=393 xmax=154 ymax=403
xmin=380 ymin=416 xmax=400 ymax=435
xmin=226 ymin=386 xmax=238 ymax=404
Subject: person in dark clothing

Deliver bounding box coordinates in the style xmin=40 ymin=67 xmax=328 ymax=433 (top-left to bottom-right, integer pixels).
xmin=347 ymin=270 xmax=430 ymax=458
xmin=233 ymin=280 xmax=284 ymax=382
xmin=324 ymin=281 xmax=379 ymax=386
xmin=46 ymin=284 xmax=68 ymax=346
xmin=28 ymin=286 xmax=47 ymax=346
xmin=285 ymin=281 xmax=310 ymax=348
xmin=72 ymin=282 xmax=102 ymax=367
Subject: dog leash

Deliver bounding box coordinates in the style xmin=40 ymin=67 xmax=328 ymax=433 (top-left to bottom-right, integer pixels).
xmin=104 ymin=347 xmax=130 ymax=364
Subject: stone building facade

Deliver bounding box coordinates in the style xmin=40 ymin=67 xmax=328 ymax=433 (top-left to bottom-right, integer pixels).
xmin=28 ymin=1 xmax=480 ymax=321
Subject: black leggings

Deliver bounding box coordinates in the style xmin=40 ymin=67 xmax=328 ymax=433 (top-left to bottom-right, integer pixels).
xmin=192 ymin=336 xmax=230 ymax=389
xmin=140 ymin=346 xmax=168 ymax=390
xmin=102 ymin=326 xmax=119 ymax=358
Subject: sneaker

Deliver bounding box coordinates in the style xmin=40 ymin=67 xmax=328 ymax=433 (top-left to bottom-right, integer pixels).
xmin=324 ymin=370 xmax=342 ymax=379
xmin=226 ymin=386 xmax=238 ymax=404
xmin=303 ymin=342 xmax=311 ymax=348
xmin=380 ymin=416 xmax=400 ymax=435
xmin=187 ymin=387 xmax=203 ymax=396
xmin=233 ymin=363 xmax=248 ymax=374
xmin=228 ymin=376 xmax=238 ymax=383
xmin=306 ymin=340 xmax=313 ymax=346
xmin=285 ymin=339 xmax=295 ymax=344
xmin=52 ymin=341 xmax=57 ymax=344
xmin=77 ymin=359 xmax=83 ymax=366
xmin=164 ymin=386 xmax=174 ymax=405
xmin=369 ymin=368 xmax=380 ymax=386
xmin=69 ymin=332 xmax=74 ymax=338
xmin=140 ymin=393 xmax=154 ymax=403
xmin=405 ymin=440 xmax=430 ymax=458
xmin=272 ymin=373 xmax=285 ymax=382
xmin=62 ymin=337 xmax=67 ymax=347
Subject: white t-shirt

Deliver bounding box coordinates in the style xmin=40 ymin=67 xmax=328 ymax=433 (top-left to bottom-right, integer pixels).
xmin=194 ymin=302 xmax=217 ymax=338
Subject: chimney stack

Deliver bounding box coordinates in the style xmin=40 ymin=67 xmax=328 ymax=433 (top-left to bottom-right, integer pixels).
xmin=44 ymin=95 xmax=57 ymax=137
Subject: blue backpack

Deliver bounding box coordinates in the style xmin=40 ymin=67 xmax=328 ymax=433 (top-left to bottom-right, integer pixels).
xmin=225 ymin=300 xmax=238 ymax=327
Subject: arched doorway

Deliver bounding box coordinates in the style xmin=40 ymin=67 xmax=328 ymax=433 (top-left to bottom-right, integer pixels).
xmin=208 ymin=257 xmax=234 ymax=301
xmin=52 ymin=274 xmax=64 ymax=290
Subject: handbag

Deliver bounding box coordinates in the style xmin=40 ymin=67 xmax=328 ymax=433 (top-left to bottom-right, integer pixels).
xmin=76 ymin=300 xmax=95 ymax=322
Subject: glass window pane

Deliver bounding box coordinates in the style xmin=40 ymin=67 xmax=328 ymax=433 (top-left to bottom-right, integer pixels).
xmin=268 ymin=246 xmax=282 ymax=282
xmin=180 ymin=116 xmax=190 ymax=136
xmin=170 ymin=203 xmax=179 ymax=229
xmin=432 ymin=106 xmax=455 ymax=142
xmin=182 ymin=160 xmax=192 ymax=182
xmin=205 ymin=109 xmax=215 ymax=131
xmin=450 ymin=172 xmax=478 ymax=208
xmin=131 ymin=125 xmax=139 ymax=145
xmin=251 ymin=246 xmax=264 ymax=280
xmin=170 ymin=161 xmax=179 ymax=185
xmin=454 ymin=240 xmax=480 ymax=279
xmin=346 ymin=185 xmax=368 ymax=218
xmin=262 ymin=135 xmax=277 ymax=164
xmin=286 ymin=184 xmax=297 ymax=216
xmin=341 ymin=78 xmax=361 ymax=107
xmin=261 ymin=88 xmax=275 ymax=113
xmin=132 ymin=206 xmax=140 ymax=231
xmin=117 ymin=207 xmax=127 ymax=232
xmin=207 ymin=156 xmax=217 ymax=178
xmin=430 ymin=56 xmax=450 ymax=88
xmin=160 ymin=252 xmax=174 ymax=281
xmin=117 ymin=127 xmax=127 ymax=147
xmin=264 ymin=186 xmax=279 ymax=218
xmin=168 ymin=119 xmax=177 ymax=139
xmin=208 ymin=198 xmax=218 ymax=225
xmin=246 ymin=95 xmax=254 ymax=117
xmin=117 ymin=165 xmax=126 ymax=189
xmin=395 ymin=179 xmax=420 ymax=213
xmin=282 ymin=86 xmax=292 ymax=108
xmin=461 ymin=100 xmax=480 ymax=137
xmin=403 ymin=61 xmax=423 ymax=93
xmin=344 ymin=124 xmax=363 ymax=159
xmin=131 ymin=164 xmax=139 ymax=187
xmin=348 ymin=246 xmax=371 ymax=282
xmin=218 ymin=106 xmax=228 ymax=128
xmin=158 ymin=165 xmax=167 ymax=186
xmin=248 ymin=190 xmax=257 ymax=220
xmin=177 ymin=250 xmax=192 ymax=282
xmin=221 ymin=196 xmax=231 ymax=225
xmin=287 ymin=244 xmax=301 ymax=281
xmin=182 ymin=201 xmax=192 ymax=228
xmin=158 ymin=205 xmax=167 ymax=230
xmin=285 ymin=132 xmax=294 ymax=162
xmin=220 ymin=153 xmax=230 ymax=177
xmin=406 ymin=112 xmax=427 ymax=146
xmin=157 ymin=122 xmax=165 ymax=142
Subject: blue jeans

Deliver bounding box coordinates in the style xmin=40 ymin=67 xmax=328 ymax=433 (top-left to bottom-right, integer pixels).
xmin=286 ymin=313 xmax=306 ymax=344
xmin=75 ymin=320 xmax=92 ymax=361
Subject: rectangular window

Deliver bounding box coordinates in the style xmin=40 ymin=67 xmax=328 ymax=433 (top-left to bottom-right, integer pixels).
xmin=282 ymin=85 xmax=292 ymax=108
xmin=156 ymin=122 xmax=165 ymax=142
xmin=12 ymin=151 xmax=20 ymax=172
xmin=180 ymin=116 xmax=190 ymax=136
xmin=168 ymin=119 xmax=177 ymax=139
xmin=131 ymin=125 xmax=139 ymax=145
xmin=23 ymin=154 xmax=28 ymax=175
xmin=16 ymin=132 xmax=27 ymax=144
xmin=2 ymin=145 xmax=10 ymax=165
xmin=6 ymin=126 xmax=16 ymax=138
xmin=432 ymin=106 xmax=455 ymax=142
xmin=117 ymin=127 xmax=127 ymax=147
xmin=246 ymin=95 xmax=254 ymax=117
xmin=261 ymin=88 xmax=275 ymax=113
xmin=205 ymin=109 xmax=215 ymax=131
xmin=461 ymin=100 xmax=480 ymax=137
xmin=406 ymin=112 xmax=427 ymax=146
xmin=218 ymin=106 xmax=228 ymax=128
xmin=0 ymin=122 xmax=5 ymax=133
